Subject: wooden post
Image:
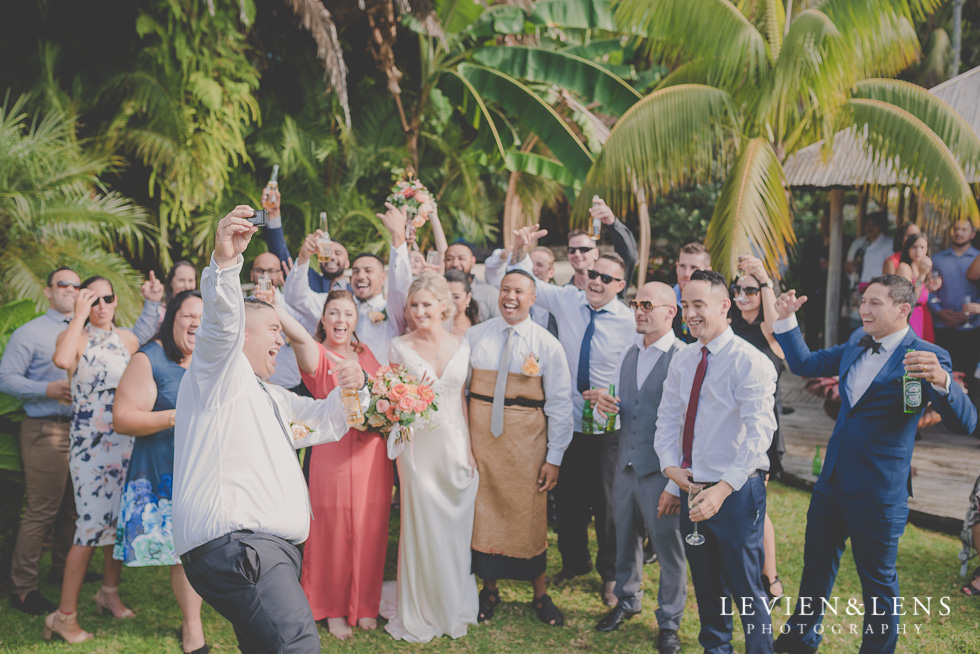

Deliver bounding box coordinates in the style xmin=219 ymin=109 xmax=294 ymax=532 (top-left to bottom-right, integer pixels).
xmin=825 ymin=189 xmax=845 ymax=348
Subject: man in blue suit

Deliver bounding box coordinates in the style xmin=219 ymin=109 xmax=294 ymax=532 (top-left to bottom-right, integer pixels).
xmin=771 ymin=275 xmax=976 ymax=654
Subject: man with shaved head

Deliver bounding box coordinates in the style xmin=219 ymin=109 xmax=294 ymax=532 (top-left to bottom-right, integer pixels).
xmin=593 ymin=282 xmax=687 ymax=654
xmin=445 ymin=242 xmax=500 ymax=320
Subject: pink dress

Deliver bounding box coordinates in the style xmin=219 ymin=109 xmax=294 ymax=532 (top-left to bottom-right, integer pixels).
xmin=299 ymin=343 xmax=393 ymax=623
xmin=909 ymin=283 xmax=935 ymax=343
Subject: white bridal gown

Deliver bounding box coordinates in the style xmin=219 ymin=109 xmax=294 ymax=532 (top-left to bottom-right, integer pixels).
xmin=384 ymin=337 xmax=479 ymax=643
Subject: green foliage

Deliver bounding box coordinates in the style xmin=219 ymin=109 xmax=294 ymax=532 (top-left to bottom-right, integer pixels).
xmin=104 ymin=0 xmax=260 ymax=264
xmin=0 ymin=94 xmax=152 ymax=323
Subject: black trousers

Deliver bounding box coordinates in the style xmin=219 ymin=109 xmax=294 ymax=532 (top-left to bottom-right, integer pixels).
xmin=554 ymin=432 xmax=617 ymax=581
xmin=181 ymin=531 xmax=319 ymax=654
xmin=935 ymin=328 xmax=980 ymax=433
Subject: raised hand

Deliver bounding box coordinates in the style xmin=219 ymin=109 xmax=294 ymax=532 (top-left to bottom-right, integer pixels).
xmin=141 ymin=270 xmax=165 ymax=303
xmin=215 ymin=206 xmax=259 ymax=268
xmin=738 ymin=254 xmax=771 ymax=285
xmin=378 ymin=202 xmax=408 ymax=248
xmin=254 ymin=287 xmax=276 ymax=307
xmin=324 ymin=350 xmax=365 ymax=390
xmin=73 ymin=288 xmax=97 ymax=322
xmin=511 ymin=223 xmax=549 ymax=261
xmin=281 ymin=256 xmax=293 ymax=278
xmin=297 ymin=231 xmax=321 ymax=266
xmin=774 ymin=290 xmax=807 ymax=321
xmin=261 ymin=187 xmax=281 ymax=218
xmin=589 ymin=197 xmax=617 ymax=226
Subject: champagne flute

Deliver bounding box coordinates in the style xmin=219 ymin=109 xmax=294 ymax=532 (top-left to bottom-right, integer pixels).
xmin=685 ymin=483 xmax=706 ymax=546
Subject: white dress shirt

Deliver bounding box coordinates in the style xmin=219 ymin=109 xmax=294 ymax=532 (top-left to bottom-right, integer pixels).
xmin=772 ymin=316 xmax=950 ymax=400
xmin=616 ymin=330 xmax=674 ymax=390
xmin=282 ymin=243 xmax=411 ymax=365
xmin=510 ymin=255 xmax=635 ymax=432
xmin=485 ymin=248 xmax=556 ymax=331
xmin=465 ymin=316 xmax=574 ymax=465
xmin=266 ymin=286 xmax=306 ymax=389
xmin=655 ymin=328 xmax=777 ymax=491
xmin=847 ymin=234 xmax=893 ymax=283
xmin=173 ymin=255 xmax=366 ymax=555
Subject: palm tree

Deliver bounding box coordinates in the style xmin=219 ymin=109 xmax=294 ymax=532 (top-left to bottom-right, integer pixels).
xmin=581 ymin=0 xmax=980 ymax=278
xmin=0 ymin=95 xmax=153 ymax=322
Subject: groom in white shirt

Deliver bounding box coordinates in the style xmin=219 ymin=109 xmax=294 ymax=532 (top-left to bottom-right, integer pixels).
xmin=173 ymin=206 xmax=368 ymax=654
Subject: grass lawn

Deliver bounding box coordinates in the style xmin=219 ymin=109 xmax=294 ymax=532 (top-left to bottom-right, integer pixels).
xmin=1 ymin=481 xmax=977 ymax=653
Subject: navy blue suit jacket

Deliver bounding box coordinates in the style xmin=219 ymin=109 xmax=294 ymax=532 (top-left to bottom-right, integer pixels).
xmin=774 ymin=325 xmax=976 ymax=505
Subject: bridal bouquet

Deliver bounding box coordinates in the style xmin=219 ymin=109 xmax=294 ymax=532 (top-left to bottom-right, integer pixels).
xmin=386 ymin=176 xmax=438 ymax=243
xmin=360 ymin=364 xmax=438 ymax=459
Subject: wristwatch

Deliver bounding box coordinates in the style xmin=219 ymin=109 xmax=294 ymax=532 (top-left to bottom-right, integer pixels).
xmin=361 ymin=370 xmax=370 ymax=389
xmin=762 ymin=279 xmax=774 ymax=290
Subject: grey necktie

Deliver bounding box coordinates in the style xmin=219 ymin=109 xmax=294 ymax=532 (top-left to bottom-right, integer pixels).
xmin=490 ymin=327 xmax=515 ymax=438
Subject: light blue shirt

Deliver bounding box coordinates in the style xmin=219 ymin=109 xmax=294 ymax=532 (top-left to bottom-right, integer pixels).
xmin=0 ymin=308 xmax=73 ymax=418
xmin=930 ymin=246 xmax=980 ymax=331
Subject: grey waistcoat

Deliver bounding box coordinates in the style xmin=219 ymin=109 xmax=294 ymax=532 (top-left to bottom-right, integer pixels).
xmin=617 ymin=338 xmax=682 ymax=475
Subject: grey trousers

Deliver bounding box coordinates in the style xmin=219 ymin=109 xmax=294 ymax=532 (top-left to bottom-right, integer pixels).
xmin=612 ymin=467 xmax=687 ymax=631
xmin=181 ymin=531 xmax=320 ymax=654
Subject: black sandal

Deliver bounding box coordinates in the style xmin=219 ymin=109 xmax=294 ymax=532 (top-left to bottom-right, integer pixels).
xmin=532 ymin=593 xmax=565 ymax=627
xmin=762 ymin=574 xmax=784 ymax=609
xmin=962 ymin=567 xmax=980 ymax=597
xmin=478 ymin=588 xmax=500 ymax=623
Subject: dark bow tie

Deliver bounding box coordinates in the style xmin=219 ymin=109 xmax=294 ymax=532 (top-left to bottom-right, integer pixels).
xmin=858 ymin=334 xmax=882 ymax=354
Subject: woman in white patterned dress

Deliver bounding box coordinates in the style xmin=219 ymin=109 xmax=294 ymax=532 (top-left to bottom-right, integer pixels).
xmin=47 ymin=277 xmax=139 ymax=643
xmin=384 ymin=273 xmax=479 ymax=643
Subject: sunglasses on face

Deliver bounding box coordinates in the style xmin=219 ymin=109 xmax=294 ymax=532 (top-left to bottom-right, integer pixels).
xmin=54 ymin=281 xmax=81 ymax=289
xmin=91 ymin=294 xmax=116 ymax=307
xmin=731 ymin=285 xmax=761 ymax=297
xmin=587 ymin=269 xmax=623 ymax=284
xmin=628 ymin=300 xmax=673 ymax=312
xmin=568 ymin=246 xmax=596 ymax=255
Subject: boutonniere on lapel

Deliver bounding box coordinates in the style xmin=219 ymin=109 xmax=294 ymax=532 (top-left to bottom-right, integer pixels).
xmin=521 ymin=352 xmax=541 ymax=376
xmin=290 ymin=420 xmax=316 ymax=441
xmin=369 ymin=309 xmax=388 ymax=324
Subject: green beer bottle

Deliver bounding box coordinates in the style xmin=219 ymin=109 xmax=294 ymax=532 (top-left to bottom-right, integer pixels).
xmin=812 ymin=446 xmax=822 ymax=476
xmin=604 ymin=384 xmax=618 ymax=433
xmin=903 ymin=347 xmax=922 ymax=414
xmin=582 ymin=396 xmax=595 ymax=434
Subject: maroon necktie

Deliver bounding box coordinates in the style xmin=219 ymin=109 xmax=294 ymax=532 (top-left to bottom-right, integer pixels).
xmin=681 ymin=346 xmax=709 ymax=468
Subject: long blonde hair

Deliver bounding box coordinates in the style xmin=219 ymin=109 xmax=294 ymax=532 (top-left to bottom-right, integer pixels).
xmin=407 ymin=272 xmax=455 ymax=322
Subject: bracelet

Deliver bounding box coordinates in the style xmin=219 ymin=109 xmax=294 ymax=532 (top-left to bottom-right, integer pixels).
xmin=169 ymin=410 xmax=176 ymax=428
xmin=361 ymin=370 xmax=370 ymax=390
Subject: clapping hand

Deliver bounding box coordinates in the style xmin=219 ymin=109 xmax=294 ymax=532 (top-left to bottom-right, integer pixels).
xmin=141 ymin=270 xmax=165 ymax=303
xmin=215 ymin=206 xmax=259 ymax=268
xmin=324 ymin=350 xmax=365 ymax=390
xmin=774 ymin=290 xmax=807 ymax=320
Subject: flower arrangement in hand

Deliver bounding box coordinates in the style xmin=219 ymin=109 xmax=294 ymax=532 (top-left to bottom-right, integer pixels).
xmin=361 ymin=364 xmax=438 ymax=454
xmin=385 ymin=176 xmax=438 ymax=244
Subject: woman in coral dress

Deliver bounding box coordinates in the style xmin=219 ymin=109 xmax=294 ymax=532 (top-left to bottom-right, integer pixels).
xmin=280 ymin=288 xmax=392 ymax=641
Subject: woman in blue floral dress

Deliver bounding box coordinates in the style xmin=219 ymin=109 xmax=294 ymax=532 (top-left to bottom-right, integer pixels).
xmin=49 ymin=277 xmax=139 ymax=643
xmin=113 ymin=289 xmax=207 ymax=653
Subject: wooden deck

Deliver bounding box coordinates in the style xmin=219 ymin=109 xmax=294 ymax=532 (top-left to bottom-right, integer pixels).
xmin=778 ymin=374 xmax=980 ymax=535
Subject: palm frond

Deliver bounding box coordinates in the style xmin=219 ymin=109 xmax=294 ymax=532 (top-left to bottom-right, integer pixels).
xmin=847 ymin=97 xmax=979 ymax=223
xmin=576 ymin=84 xmax=740 ymax=220
xmin=705 ymin=137 xmax=794 ymax=279
xmin=852 ymin=78 xmax=980 ymax=178
xmin=283 ymin=0 xmax=351 ymax=129
xmin=736 ymin=0 xmax=786 ymax=59
xmin=616 ymin=0 xmax=770 ymax=88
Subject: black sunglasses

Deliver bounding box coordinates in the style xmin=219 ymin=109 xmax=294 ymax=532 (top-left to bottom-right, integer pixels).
xmin=731 ymin=284 xmax=761 ymax=297
xmin=54 ymin=280 xmax=81 ymax=289
xmin=91 ymin=294 xmax=116 ymax=307
xmin=628 ymin=300 xmax=673 ymax=312
xmin=587 ymin=269 xmax=623 ymax=284
xmin=568 ymin=246 xmax=596 ymax=254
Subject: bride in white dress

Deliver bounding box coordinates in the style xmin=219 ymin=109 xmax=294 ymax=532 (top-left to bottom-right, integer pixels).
xmin=385 ymin=272 xmax=479 ymax=642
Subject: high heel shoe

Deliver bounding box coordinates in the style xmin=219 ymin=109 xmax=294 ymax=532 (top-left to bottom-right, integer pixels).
xmin=42 ymin=610 xmax=94 ymax=643
xmin=93 ymin=586 xmax=135 ymax=619
xmin=762 ymin=574 xmax=784 ymax=610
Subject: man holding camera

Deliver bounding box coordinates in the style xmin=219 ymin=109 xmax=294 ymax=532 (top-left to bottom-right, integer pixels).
xmin=172 ymin=206 xmax=368 ymax=654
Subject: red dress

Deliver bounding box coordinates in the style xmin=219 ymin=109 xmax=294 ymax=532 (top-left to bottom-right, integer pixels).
xmin=299 ymin=343 xmax=393 ymax=623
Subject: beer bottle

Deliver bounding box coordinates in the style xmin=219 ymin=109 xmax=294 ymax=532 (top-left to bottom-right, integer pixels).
xmin=589 ymin=195 xmax=602 ymax=240
xmin=604 ymin=383 xmax=618 ymax=433
xmin=262 ymin=165 xmax=279 ymax=211
xmin=903 ymin=348 xmax=922 ymax=414
xmin=582 ymin=397 xmax=595 ymax=434
xmin=812 ymin=446 xmax=822 ymax=476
